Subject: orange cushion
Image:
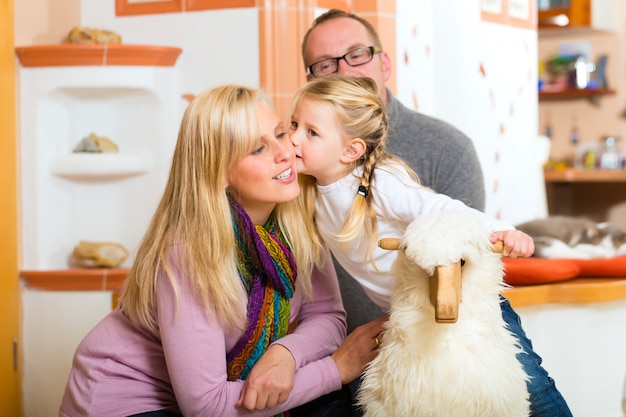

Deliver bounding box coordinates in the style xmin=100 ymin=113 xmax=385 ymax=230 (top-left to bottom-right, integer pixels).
xmin=569 ymin=256 xmax=626 ymax=277
xmin=502 ymin=258 xmax=580 ymax=286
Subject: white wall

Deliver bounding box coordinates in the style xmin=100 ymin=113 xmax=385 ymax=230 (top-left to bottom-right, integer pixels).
xmin=22 ymin=289 xmax=112 ymax=417
xmin=396 ymin=0 xmax=543 ymax=226
xmin=395 ymin=0 xmax=435 ymax=116
xmin=81 ymin=2 xmax=260 ymax=97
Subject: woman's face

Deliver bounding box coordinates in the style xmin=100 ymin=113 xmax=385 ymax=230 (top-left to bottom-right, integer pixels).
xmin=228 ymin=101 xmax=299 ymax=225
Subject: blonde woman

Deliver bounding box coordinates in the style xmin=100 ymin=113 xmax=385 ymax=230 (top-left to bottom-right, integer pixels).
xmin=60 ymin=84 xmax=383 ymax=417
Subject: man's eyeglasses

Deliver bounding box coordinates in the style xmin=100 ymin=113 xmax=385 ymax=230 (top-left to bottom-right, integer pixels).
xmin=307 ymin=46 xmax=382 ymax=77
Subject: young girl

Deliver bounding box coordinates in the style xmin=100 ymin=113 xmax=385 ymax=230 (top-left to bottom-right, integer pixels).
xmin=288 ymin=75 xmax=562 ymax=417
xmin=289 ymin=75 xmax=534 ymax=312
xmin=59 ymin=84 xmax=383 ymax=417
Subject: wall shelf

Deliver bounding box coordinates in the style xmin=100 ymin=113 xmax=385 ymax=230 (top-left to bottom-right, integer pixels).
xmin=20 ymin=268 xmax=129 ymax=291
xmin=50 ymin=153 xmax=151 ymax=181
xmin=503 ymin=277 xmax=626 ymax=308
xmin=538 ymin=88 xmax=615 ymax=101
xmin=544 ymin=168 xmax=626 ymax=182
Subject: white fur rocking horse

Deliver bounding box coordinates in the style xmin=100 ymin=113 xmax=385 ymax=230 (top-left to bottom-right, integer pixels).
xmin=357 ymin=210 xmax=530 ymax=417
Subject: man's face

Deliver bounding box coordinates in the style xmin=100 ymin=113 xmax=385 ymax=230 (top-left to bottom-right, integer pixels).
xmin=303 ymin=17 xmax=391 ymax=102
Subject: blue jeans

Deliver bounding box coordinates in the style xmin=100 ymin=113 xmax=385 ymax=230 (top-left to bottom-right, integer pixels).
xmin=500 ymin=296 xmax=573 ymax=416
xmin=292 ymin=296 xmax=573 ymax=417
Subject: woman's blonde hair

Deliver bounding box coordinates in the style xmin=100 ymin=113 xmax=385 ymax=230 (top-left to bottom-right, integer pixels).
xmin=293 ymin=75 xmax=419 ymax=266
xmin=120 ymin=85 xmax=324 ymax=332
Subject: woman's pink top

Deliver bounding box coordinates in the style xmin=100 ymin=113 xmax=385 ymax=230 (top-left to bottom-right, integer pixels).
xmin=59 ymin=249 xmax=346 ymax=417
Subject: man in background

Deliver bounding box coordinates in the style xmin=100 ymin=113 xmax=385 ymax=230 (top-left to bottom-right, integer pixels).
xmin=294 ymin=8 xmax=572 ymax=417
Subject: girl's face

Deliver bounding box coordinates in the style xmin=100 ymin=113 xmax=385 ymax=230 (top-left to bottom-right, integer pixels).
xmin=228 ymin=101 xmax=299 ymax=225
xmin=289 ymin=98 xmax=352 ymax=186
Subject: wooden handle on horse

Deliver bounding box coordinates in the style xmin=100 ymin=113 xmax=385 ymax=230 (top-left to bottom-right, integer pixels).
xmin=379 ymin=238 xmax=505 ymax=323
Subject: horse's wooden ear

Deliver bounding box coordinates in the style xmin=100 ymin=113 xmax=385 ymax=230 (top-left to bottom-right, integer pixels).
xmin=491 ymin=241 xmax=504 ymax=253
xmin=379 ymin=238 xmax=401 ymax=250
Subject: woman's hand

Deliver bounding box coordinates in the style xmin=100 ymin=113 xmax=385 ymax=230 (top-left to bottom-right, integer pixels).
xmin=331 ymin=316 xmax=388 ymax=384
xmin=490 ymin=230 xmax=535 ymax=258
xmin=236 ymin=344 xmax=296 ymax=411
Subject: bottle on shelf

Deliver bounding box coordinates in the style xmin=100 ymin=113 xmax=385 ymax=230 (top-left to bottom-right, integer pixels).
xmin=600 ymin=136 xmax=624 ymax=170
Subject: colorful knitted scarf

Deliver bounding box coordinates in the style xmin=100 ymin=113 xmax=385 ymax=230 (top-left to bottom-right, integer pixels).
xmin=226 ymin=195 xmax=297 ymax=391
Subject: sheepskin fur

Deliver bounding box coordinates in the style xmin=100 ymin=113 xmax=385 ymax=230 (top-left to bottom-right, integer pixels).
xmin=357 ymin=211 xmax=530 ymax=417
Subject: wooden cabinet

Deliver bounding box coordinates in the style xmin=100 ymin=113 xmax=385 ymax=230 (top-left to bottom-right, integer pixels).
xmin=538 ymin=0 xmax=619 ymax=31
xmin=544 ymin=168 xmax=626 ymax=225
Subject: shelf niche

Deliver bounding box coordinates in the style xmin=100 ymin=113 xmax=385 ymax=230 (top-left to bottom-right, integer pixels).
xmin=18 ymin=45 xmax=182 ymax=270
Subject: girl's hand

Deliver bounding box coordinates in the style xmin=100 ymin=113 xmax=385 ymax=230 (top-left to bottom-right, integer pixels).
xmin=490 ymin=230 xmax=535 ymax=258
xmin=236 ymin=344 xmax=296 ymax=411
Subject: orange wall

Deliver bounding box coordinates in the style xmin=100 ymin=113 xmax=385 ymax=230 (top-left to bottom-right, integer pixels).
xmin=14 ymin=0 xmax=80 ymax=45
xmin=1 ymin=0 xmax=21 ymax=413
xmin=260 ymin=0 xmax=397 ymax=122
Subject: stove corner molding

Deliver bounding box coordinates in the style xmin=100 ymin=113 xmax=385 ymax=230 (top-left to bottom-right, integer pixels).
xmin=15 ymin=44 xmax=182 ymax=67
